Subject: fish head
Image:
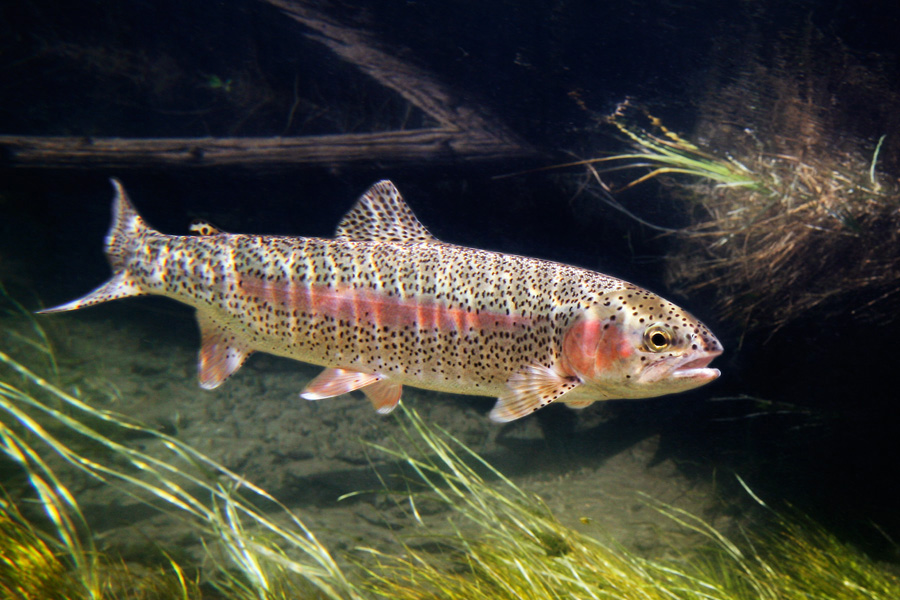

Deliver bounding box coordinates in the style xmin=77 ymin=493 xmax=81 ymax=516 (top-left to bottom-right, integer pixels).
xmin=560 ymin=288 xmax=723 ymax=399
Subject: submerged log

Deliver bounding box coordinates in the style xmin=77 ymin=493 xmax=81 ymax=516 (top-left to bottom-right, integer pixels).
xmin=0 ymin=127 xmax=531 ymax=169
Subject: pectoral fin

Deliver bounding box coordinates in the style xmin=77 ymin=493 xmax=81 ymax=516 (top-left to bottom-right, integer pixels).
xmin=197 ymin=312 xmax=254 ymax=389
xmin=489 ymin=365 xmax=582 ymax=422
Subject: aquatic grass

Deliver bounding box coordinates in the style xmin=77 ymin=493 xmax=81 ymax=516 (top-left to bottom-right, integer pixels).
xmin=0 ymin=348 xmax=363 ymax=599
xmin=0 ymin=493 xmax=78 ymax=599
xmin=498 ymin=103 xmax=760 ymax=192
xmin=496 ymin=108 xmax=763 ymax=234
xmin=358 ymin=411 xmax=706 ymax=600
xmin=0 ymin=281 xmax=58 ymax=379
xmin=0 ymin=294 xmax=363 ymax=600
xmin=0 ymin=399 xmax=101 ymax=598
xmin=549 ymin=111 xmax=763 ymax=195
xmin=354 ymin=409 xmax=900 ymax=600
xmin=0 ymin=496 xmax=200 ymax=600
xmin=657 ymin=498 xmax=900 ymax=600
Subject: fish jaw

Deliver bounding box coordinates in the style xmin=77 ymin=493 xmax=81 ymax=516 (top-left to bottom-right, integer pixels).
xmin=667 ymin=350 xmax=722 ymax=383
xmin=630 ymin=349 xmax=722 ymax=398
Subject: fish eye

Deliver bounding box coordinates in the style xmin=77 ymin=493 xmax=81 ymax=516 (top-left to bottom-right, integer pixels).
xmin=643 ymin=323 xmax=673 ymax=352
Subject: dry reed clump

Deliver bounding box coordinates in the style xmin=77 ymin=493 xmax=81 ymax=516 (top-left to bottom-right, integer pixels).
xmin=664 ymin=129 xmax=899 ymax=330
xmin=594 ymin=31 xmax=900 ymax=330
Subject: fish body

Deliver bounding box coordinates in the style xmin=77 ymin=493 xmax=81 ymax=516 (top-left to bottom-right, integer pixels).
xmin=40 ymin=179 xmax=722 ymax=421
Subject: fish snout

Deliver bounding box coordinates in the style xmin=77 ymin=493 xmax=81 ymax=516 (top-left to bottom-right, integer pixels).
xmin=671 ymin=335 xmax=723 ymax=382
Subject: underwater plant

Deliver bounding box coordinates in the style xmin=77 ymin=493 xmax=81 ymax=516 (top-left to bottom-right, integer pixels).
xmin=0 ymin=495 xmax=199 ymax=600
xmin=351 ymin=409 xmax=900 ymax=600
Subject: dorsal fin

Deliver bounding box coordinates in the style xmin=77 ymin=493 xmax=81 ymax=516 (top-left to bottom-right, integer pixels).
xmin=189 ymin=219 xmax=227 ymax=236
xmin=334 ymin=180 xmax=439 ymax=243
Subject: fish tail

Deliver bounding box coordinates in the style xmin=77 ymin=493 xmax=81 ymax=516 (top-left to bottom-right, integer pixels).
xmin=37 ymin=179 xmax=149 ymax=314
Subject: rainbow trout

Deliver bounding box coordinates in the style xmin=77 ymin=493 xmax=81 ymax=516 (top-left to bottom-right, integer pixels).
xmin=40 ymin=179 xmax=722 ymax=422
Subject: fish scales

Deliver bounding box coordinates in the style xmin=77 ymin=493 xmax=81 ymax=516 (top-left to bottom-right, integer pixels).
xmin=137 ymin=230 xmax=621 ymax=395
xmin=39 ymin=179 xmax=723 ymax=422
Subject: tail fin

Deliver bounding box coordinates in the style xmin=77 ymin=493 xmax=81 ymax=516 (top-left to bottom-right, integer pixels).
xmin=38 ymin=179 xmax=148 ymax=314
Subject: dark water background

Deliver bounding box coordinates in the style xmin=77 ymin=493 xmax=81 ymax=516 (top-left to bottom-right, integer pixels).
xmin=2 ymin=0 xmax=900 ymax=560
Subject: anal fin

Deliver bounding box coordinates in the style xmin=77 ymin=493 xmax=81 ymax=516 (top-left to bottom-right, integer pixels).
xmin=197 ymin=312 xmax=253 ymax=389
xmin=301 ymin=368 xmax=402 ymax=415
xmin=489 ymin=364 xmax=582 ymax=423
xmin=301 ymin=368 xmax=382 ymax=400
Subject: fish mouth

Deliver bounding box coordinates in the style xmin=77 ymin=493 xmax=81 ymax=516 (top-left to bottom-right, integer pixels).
xmin=671 ymin=351 xmax=722 ymax=381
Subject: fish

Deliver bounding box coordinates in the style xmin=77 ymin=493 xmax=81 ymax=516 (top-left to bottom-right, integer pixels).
xmin=39 ymin=179 xmax=723 ymax=422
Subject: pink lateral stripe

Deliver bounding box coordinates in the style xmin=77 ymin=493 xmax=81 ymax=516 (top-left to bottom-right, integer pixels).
xmin=238 ymin=277 xmax=533 ymax=333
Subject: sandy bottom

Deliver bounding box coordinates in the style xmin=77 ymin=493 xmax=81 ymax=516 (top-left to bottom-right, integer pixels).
xmin=2 ymin=300 xmax=740 ymax=570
